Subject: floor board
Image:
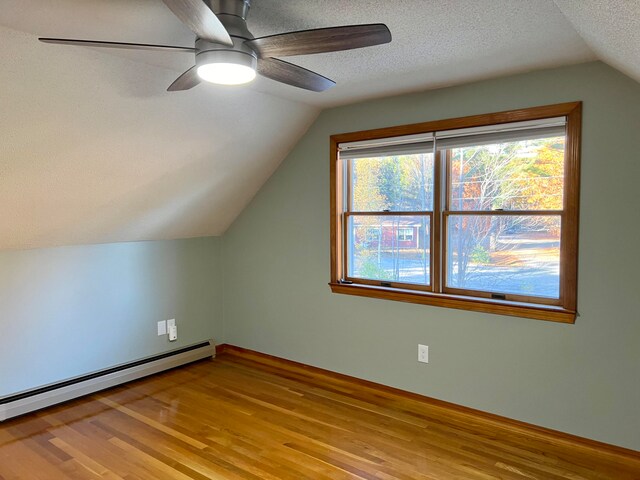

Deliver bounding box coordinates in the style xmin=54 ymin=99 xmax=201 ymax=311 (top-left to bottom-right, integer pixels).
xmin=1 ymin=352 xmax=638 ymax=479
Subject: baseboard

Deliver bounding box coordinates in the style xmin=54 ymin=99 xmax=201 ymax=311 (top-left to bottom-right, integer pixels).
xmin=215 ymin=343 xmax=227 ymax=356
xmin=0 ymin=340 xmax=216 ymax=421
xmin=216 ymin=343 xmax=640 ymax=462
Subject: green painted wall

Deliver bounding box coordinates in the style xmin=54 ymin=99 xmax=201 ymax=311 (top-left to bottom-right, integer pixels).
xmin=0 ymin=237 xmax=222 ymax=397
xmin=222 ymin=62 xmax=640 ymax=450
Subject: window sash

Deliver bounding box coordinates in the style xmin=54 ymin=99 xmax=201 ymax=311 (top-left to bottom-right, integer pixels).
xmin=441 ymin=211 xmax=563 ymax=305
xmin=343 ymin=212 xmax=433 ymax=291
xmin=346 ymin=154 xmax=435 ymax=213
xmin=444 ymin=136 xmax=566 ymax=213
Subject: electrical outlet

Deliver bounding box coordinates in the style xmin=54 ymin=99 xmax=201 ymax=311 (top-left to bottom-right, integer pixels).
xmin=157 ymin=320 xmax=167 ymax=336
xmin=418 ymin=344 xmax=429 ymax=363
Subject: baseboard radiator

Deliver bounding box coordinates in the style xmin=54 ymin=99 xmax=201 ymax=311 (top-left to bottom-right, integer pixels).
xmin=0 ymin=339 xmax=216 ymax=422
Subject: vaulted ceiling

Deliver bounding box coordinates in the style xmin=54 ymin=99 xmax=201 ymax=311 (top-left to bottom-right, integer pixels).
xmin=0 ymin=0 xmax=635 ymax=250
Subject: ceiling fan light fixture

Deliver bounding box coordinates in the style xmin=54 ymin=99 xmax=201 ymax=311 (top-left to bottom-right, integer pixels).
xmin=197 ymin=63 xmax=256 ymax=85
xmin=196 ymin=49 xmax=256 ymax=86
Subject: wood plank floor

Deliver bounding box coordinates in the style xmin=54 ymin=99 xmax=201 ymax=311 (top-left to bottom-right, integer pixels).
xmin=1 ymin=351 xmax=638 ymax=479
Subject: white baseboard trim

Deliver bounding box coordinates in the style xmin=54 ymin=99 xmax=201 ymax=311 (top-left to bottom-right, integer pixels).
xmin=0 ymin=339 xmax=216 ymax=421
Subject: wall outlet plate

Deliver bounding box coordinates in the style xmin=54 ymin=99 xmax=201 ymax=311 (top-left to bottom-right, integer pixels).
xmin=157 ymin=320 xmax=167 ymax=336
xmin=418 ymin=344 xmax=429 ymax=363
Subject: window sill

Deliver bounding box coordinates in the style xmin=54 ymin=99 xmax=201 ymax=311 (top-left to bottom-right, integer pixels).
xmin=328 ymin=282 xmax=576 ymax=323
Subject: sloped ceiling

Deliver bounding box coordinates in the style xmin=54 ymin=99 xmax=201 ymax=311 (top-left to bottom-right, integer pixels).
xmin=0 ymin=0 xmax=621 ymax=250
xmin=553 ymin=0 xmax=640 ymax=83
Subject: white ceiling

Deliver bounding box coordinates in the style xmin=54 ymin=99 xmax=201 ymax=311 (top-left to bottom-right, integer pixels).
xmin=0 ymin=0 xmax=633 ymax=250
xmin=552 ymin=0 xmax=640 ymax=82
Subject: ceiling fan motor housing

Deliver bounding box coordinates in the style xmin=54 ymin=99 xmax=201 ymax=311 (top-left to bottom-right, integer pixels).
xmin=205 ymin=0 xmax=251 ymax=20
xmin=196 ymin=0 xmax=256 ymax=70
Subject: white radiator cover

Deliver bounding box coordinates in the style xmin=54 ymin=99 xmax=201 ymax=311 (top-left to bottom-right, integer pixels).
xmin=0 ymin=339 xmax=216 ymax=421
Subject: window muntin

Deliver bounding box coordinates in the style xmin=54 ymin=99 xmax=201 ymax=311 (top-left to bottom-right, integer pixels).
xmin=330 ymin=103 xmax=581 ymax=322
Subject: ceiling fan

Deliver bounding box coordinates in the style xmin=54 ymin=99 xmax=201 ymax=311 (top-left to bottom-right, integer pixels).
xmin=39 ymin=0 xmax=392 ymax=92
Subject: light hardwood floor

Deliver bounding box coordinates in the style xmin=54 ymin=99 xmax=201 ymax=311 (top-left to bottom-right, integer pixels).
xmin=1 ymin=349 xmax=638 ymax=479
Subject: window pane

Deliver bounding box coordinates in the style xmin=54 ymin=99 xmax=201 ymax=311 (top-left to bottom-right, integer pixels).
xmin=446 ymin=215 xmax=560 ymax=298
xmin=449 ymin=136 xmax=565 ymax=211
xmin=350 ymin=153 xmax=434 ymax=212
xmin=348 ymin=215 xmax=431 ymax=285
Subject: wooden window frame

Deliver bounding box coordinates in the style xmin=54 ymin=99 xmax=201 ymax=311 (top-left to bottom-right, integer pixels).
xmin=329 ymin=102 xmax=581 ymax=323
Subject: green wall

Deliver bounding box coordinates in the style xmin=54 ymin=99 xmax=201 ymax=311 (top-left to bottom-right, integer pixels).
xmin=0 ymin=237 xmax=222 ymax=396
xmin=222 ymin=62 xmax=640 ymax=450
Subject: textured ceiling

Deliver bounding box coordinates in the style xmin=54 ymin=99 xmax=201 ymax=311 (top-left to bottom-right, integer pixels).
xmin=553 ymin=0 xmax=640 ymax=83
xmin=0 ymin=0 xmax=622 ymax=250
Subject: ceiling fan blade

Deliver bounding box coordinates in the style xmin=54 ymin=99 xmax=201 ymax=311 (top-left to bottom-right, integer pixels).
xmin=161 ymin=0 xmax=232 ymax=46
xmin=246 ymin=24 xmax=391 ymax=58
xmin=39 ymin=37 xmax=195 ymax=53
xmin=257 ymin=58 xmax=335 ymax=92
xmin=168 ymin=66 xmax=201 ymax=91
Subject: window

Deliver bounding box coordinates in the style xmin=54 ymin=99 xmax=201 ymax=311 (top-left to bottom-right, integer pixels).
xmin=397 ymin=228 xmax=414 ymax=242
xmin=330 ymin=103 xmax=581 ymax=323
